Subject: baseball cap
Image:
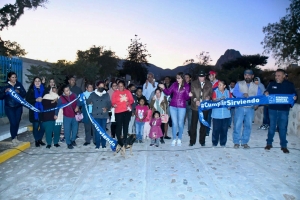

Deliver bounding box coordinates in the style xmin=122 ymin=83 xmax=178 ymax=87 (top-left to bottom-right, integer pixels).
xmin=198 ymin=70 xmax=206 ymax=77
xmin=209 ymin=70 xmax=216 ymax=75
xmin=244 ymin=69 xmax=253 ymax=75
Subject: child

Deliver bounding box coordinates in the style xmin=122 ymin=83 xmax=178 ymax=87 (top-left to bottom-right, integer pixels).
xmin=135 ymin=98 xmax=148 ymax=143
xmin=149 ymin=111 xmax=163 ymax=147
xmin=143 ymin=106 xmax=152 ymax=140
xmin=211 ymin=80 xmax=232 ymax=147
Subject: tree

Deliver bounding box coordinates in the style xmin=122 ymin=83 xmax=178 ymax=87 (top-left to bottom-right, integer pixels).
xmin=187 ymin=51 xmax=214 ymax=79
xmin=0 ymin=37 xmax=26 ymax=56
xmin=122 ymin=35 xmax=151 ymax=83
xmin=261 ymin=0 xmax=300 ymax=66
xmin=0 ymin=0 xmax=48 ymax=31
xmin=76 ymin=45 xmax=119 ymax=81
xmin=25 ymin=64 xmax=49 ymax=84
xmin=221 ymin=54 xmax=268 ymax=70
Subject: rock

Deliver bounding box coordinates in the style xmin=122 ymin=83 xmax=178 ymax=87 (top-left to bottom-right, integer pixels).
xmin=215 ymin=49 xmax=242 ymax=69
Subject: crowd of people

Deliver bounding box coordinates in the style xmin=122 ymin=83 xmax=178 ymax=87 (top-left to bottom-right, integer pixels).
xmin=0 ymin=68 xmax=297 ymax=153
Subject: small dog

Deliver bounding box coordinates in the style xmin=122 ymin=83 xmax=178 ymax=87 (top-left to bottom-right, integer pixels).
xmin=114 ymin=134 xmax=136 ymax=158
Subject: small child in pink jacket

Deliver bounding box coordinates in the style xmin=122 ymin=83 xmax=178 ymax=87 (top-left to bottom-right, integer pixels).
xmin=149 ymin=111 xmax=163 ymax=147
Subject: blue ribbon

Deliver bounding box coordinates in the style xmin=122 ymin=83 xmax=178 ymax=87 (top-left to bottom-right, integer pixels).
xmin=6 ymin=89 xmax=79 ymax=112
xmin=6 ymin=88 xmax=117 ymax=151
xmin=79 ymin=94 xmax=117 ymax=151
xmin=198 ymin=94 xmax=296 ymax=128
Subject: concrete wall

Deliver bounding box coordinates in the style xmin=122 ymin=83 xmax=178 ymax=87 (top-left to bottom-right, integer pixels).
xmin=254 ymin=104 xmax=300 ymax=137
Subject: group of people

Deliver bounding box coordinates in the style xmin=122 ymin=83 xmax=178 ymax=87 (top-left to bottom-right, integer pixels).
xmin=0 ymin=68 xmax=297 ymax=153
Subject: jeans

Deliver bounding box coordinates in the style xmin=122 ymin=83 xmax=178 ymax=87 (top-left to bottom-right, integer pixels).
xmin=267 ymin=109 xmax=289 ymax=148
xmin=263 ymin=106 xmax=270 ymax=125
xmin=185 ymin=103 xmax=192 ymax=132
xmin=5 ymin=106 xmax=23 ymax=139
xmin=232 ymin=107 xmax=254 ymax=145
xmin=212 ymin=118 xmax=229 ymax=146
xmin=128 ymin=115 xmax=136 ymax=134
xmin=63 ymin=116 xmax=78 ymax=145
xmin=206 ymin=109 xmax=212 ymax=135
xmin=135 ymin=121 xmax=145 ymax=140
xmin=94 ymin=118 xmax=107 ymax=148
xmin=43 ymin=121 xmax=61 ymax=145
xmin=32 ymin=121 xmax=45 ymax=141
xmin=169 ymin=106 xmax=186 ymax=140
xmin=115 ymin=111 xmax=131 ymax=146
xmin=228 ymin=108 xmax=235 ymax=127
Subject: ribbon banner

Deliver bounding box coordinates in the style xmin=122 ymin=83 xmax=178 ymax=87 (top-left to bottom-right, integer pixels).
xmin=79 ymin=94 xmax=117 ymax=151
xmin=6 ymin=89 xmax=117 ymax=151
xmin=198 ymin=94 xmax=296 ymax=128
xmin=6 ymin=89 xmax=79 ymax=112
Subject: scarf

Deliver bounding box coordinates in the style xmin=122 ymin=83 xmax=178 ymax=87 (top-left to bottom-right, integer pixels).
xmin=43 ymin=87 xmax=59 ymax=100
xmin=34 ymin=84 xmax=44 ymax=120
xmin=94 ymin=89 xmax=107 ymax=97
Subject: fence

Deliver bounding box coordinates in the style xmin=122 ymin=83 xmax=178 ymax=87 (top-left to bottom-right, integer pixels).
xmin=0 ymin=56 xmax=23 ymax=117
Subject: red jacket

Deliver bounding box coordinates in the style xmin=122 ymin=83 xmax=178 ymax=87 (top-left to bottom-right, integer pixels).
xmin=111 ymin=89 xmax=134 ymax=113
xmin=59 ymin=93 xmax=77 ymax=118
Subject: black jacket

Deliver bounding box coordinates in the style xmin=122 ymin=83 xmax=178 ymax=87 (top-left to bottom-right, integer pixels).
xmin=25 ymin=87 xmax=46 ymax=123
xmin=266 ymin=80 xmax=297 ymax=111
xmin=0 ymin=81 xmax=26 ymax=108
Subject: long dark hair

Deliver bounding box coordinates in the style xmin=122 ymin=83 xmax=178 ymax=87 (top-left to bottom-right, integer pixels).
xmin=29 ymin=77 xmax=42 ymax=89
xmin=177 ymin=72 xmax=184 ymax=90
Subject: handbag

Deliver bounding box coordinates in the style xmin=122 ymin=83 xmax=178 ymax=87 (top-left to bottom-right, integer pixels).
xmin=62 ymin=95 xmax=83 ymax=122
xmin=161 ymin=103 xmax=169 ymax=123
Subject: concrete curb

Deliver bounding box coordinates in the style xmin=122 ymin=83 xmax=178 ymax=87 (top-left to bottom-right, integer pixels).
xmin=0 ymin=142 xmax=30 ymax=164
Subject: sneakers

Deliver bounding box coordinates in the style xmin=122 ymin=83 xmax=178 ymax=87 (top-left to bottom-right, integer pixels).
xmin=264 ymin=145 xmax=273 ymax=150
xmin=155 ymin=145 xmax=159 ymax=147
xmin=259 ymin=124 xmax=269 ymax=130
xmin=102 ymin=147 xmax=107 ymax=151
xmin=150 ymin=144 xmax=154 ymax=146
xmin=83 ymin=142 xmax=90 ymax=146
xmin=95 ymin=147 xmax=100 ymax=150
xmin=54 ymin=144 xmax=60 ymax=147
xmin=242 ymin=144 xmax=250 ymax=149
xmin=234 ymin=144 xmax=240 ymax=149
xmin=71 ymin=141 xmax=77 ymax=146
xmin=46 ymin=145 xmax=51 ymax=149
xmin=281 ymin=147 xmax=289 ymax=153
xmin=177 ymin=139 xmax=182 ymax=146
xmin=11 ymin=139 xmax=18 ymax=146
xmin=68 ymin=144 xmax=74 ymax=149
xmin=15 ymin=137 xmax=22 ymax=144
xmin=171 ymin=140 xmax=176 ymax=146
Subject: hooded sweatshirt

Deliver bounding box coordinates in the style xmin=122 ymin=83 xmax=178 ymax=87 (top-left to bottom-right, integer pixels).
xmin=255 ymin=77 xmax=266 ymax=93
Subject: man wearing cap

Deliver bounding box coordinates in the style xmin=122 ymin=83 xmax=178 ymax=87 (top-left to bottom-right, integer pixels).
xmin=189 ymin=70 xmax=212 ymax=146
xmin=206 ymin=70 xmax=219 ymax=136
xmin=264 ymin=69 xmax=297 ymax=153
xmin=232 ymin=69 xmax=263 ymax=149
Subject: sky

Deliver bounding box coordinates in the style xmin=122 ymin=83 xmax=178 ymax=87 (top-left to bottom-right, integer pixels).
xmin=1 ymin=0 xmax=290 ymax=70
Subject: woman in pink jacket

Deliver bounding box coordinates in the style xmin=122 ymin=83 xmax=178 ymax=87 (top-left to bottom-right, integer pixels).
xmin=159 ymin=72 xmax=190 ymax=146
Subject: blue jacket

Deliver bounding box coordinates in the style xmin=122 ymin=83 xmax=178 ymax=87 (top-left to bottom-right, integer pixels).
xmin=211 ymin=89 xmax=231 ymax=119
xmin=0 ymin=81 xmax=26 ymax=108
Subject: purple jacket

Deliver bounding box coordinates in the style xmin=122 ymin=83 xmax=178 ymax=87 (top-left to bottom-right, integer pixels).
xmin=163 ymin=82 xmax=190 ymax=108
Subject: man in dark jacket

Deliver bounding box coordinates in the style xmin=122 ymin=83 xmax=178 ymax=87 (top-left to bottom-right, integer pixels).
xmin=264 ymin=69 xmax=297 ymax=153
xmin=189 ymin=70 xmax=212 ymax=146
xmin=68 ymin=76 xmax=82 ymax=96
